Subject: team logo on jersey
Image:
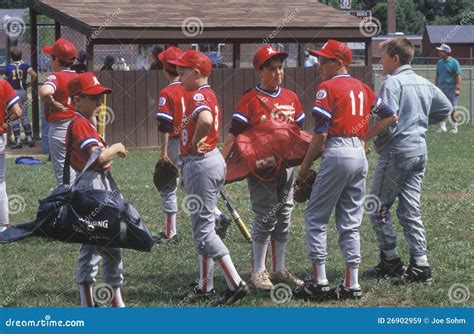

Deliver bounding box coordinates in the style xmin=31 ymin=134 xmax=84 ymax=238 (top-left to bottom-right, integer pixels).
xmin=159 ymin=97 xmax=167 ymax=106
xmin=46 ymin=74 xmax=57 ymax=81
xmin=271 ymin=103 xmax=295 ymax=123
xmin=316 ymin=89 xmax=327 ymax=100
xmin=193 ymin=93 xmax=205 ymax=101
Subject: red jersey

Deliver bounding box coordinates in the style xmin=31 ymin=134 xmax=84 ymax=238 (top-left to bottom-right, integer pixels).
xmin=313 ymin=74 xmax=377 ymax=137
xmin=180 ymin=84 xmax=220 ymax=156
xmin=156 ymin=81 xmax=187 ymax=137
xmin=43 ymin=69 xmax=78 ymax=123
xmin=0 ymin=80 xmax=19 ymax=135
xmin=66 ymin=112 xmax=105 ymax=172
xmin=233 ymin=86 xmax=305 ymax=127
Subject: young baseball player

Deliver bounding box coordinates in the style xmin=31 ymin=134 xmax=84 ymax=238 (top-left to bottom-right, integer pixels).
xmin=0 ymin=81 xmax=21 ymax=233
xmin=292 ymin=40 xmax=397 ymax=301
xmin=66 ymin=72 xmax=127 ymax=307
xmin=39 ymin=38 xmax=79 ymax=186
xmin=363 ymin=38 xmax=452 ymax=285
xmin=155 ymin=46 xmax=231 ymax=243
xmin=169 ymin=50 xmax=249 ymax=305
xmin=4 ymin=48 xmax=37 ymax=148
xmin=221 ymin=45 xmax=305 ymax=291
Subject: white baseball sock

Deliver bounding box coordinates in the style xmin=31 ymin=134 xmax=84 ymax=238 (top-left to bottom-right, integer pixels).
xmin=312 ymin=263 xmax=328 ymax=285
xmin=271 ymin=240 xmax=286 ymax=272
xmin=439 ymin=121 xmax=447 ymax=131
xmin=218 ymin=255 xmax=242 ymax=291
xmin=165 ymin=212 xmax=176 ymax=238
xmin=0 ymin=182 xmax=8 ymax=228
xmin=452 ymin=121 xmax=458 ymax=130
xmin=413 ymin=255 xmax=429 ymax=267
xmin=79 ymin=284 xmax=94 ymax=307
xmin=252 ymin=241 xmax=268 ymax=273
xmin=382 ymin=248 xmax=399 ymax=260
xmin=199 ymin=255 xmax=214 ymax=292
xmin=112 ymin=287 xmax=125 ymax=307
xmin=344 ymin=267 xmax=360 ymax=289
xmin=214 ymin=207 xmax=222 ymax=218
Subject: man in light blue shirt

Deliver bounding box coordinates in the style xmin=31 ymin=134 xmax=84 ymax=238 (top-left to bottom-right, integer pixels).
xmin=363 ymin=38 xmax=452 ymax=285
xmin=435 ymin=43 xmax=462 ymax=133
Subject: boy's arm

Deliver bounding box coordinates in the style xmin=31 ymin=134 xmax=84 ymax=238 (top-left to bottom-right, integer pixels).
xmin=86 ymin=143 xmax=127 ymax=171
xmin=159 ymin=131 xmax=170 ymax=159
xmin=192 ymin=109 xmax=213 ymax=153
xmin=429 ymin=86 xmax=453 ymax=125
xmin=221 ymin=133 xmax=235 ymax=160
xmin=298 ymin=132 xmax=326 ymax=181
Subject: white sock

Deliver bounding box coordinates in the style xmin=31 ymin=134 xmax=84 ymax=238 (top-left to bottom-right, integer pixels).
xmin=214 ymin=207 xmax=222 ymax=219
xmin=0 ymin=182 xmax=8 ymax=227
xmin=199 ymin=255 xmax=214 ymax=292
xmin=112 ymin=287 xmax=125 ymax=307
xmin=345 ymin=267 xmax=360 ymax=289
xmin=271 ymin=240 xmax=286 ymax=272
xmin=79 ymin=284 xmax=94 ymax=307
xmin=165 ymin=212 xmax=176 ymax=238
xmin=312 ymin=263 xmax=328 ymax=285
xmin=413 ymin=255 xmax=429 ymax=267
xmin=439 ymin=121 xmax=447 ymax=131
xmin=217 ymin=254 xmax=242 ymax=291
xmin=382 ymin=248 xmax=399 ymax=260
xmin=252 ymin=241 xmax=268 ymax=273
xmin=452 ymin=121 xmax=458 ymax=130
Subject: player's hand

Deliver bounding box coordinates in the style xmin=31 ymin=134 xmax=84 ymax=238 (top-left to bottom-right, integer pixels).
xmin=50 ymin=100 xmax=68 ymax=112
xmin=194 ymin=136 xmax=210 ymax=154
xmin=114 ymin=143 xmax=127 ymax=158
xmin=160 ymin=153 xmax=170 ymax=162
xmin=455 ymin=88 xmax=461 ymax=97
xmin=298 ymin=168 xmax=311 ymax=183
xmin=364 ymin=141 xmax=371 ymax=155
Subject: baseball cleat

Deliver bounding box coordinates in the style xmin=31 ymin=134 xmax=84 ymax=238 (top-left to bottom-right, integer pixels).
xmin=400 ymin=260 xmax=433 ymax=285
xmin=327 ymin=283 xmax=363 ymax=300
xmin=251 ymin=270 xmax=273 ymax=290
xmin=176 ymin=283 xmax=216 ymax=303
xmin=215 ymin=281 xmax=249 ymax=306
xmin=153 ymin=231 xmax=178 ymax=244
xmin=292 ymin=281 xmax=331 ymax=301
xmin=363 ymin=252 xmax=405 ymax=280
xmin=269 ymin=269 xmax=304 ymax=287
xmin=450 ymin=128 xmax=458 ymax=134
xmin=435 ymin=128 xmax=447 ymax=133
xmin=214 ymin=213 xmax=231 ymax=240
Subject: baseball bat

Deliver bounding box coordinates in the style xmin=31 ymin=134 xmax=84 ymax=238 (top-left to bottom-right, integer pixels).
xmin=219 ymin=190 xmax=252 ymax=243
xmin=98 ymin=94 xmax=107 ymax=139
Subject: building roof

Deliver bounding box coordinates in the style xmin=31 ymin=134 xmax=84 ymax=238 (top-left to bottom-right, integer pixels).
xmin=425 ymin=25 xmax=474 ymax=44
xmin=28 ymin=0 xmax=368 ymax=43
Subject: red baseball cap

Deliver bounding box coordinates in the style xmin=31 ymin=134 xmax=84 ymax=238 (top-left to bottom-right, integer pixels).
xmin=158 ymin=46 xmax=184 ymax=73
xmin=168 ymin=50 xmax=212 ymax=76
xmin=253 ymin=45 xmax=288 ymax=70
xmin=42 ymin=38 xmax=77 ymax=63
xmin=309 ymin=40 xmax=352 ymax=66
xmin=68 ymin=72 xmax=112 ymax=97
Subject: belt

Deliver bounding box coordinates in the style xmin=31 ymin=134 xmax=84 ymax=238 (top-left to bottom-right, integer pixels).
xmin=181 ymin=148 xmax=221 ymax=162
xmin=325 ymin=136 xmax=363 ymax=148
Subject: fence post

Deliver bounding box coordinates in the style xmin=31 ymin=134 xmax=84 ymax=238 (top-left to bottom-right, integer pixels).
xmin=471 ymin=69 xmax=473 ymax=125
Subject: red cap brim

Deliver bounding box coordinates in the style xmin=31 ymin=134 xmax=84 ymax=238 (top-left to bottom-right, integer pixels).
xmin=82 ymin=87 xmax=112 ymax=95
xmin=167 ymin=58 xmax=191 ymax=69
xmin=42 ymin=45 xmax=54 ymax=55
xmin=309 ymin=49 xmax=336 ymax=59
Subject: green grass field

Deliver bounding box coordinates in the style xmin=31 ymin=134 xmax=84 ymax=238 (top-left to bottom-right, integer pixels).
xmin=0 ymin=125 xmax=473 ymax=307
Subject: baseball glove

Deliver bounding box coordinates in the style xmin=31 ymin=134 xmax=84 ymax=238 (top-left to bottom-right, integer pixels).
xmin=153 ymin=157 xmax=179 ymax=192
xmin=293 ymin=170 xmax=317 ymax=203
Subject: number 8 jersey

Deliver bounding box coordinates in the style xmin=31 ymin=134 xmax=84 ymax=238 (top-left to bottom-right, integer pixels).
xmin=180 ymin=84 xmax=220 ymax=156
xmin=313 ymin=74 xmax=378 ymax=137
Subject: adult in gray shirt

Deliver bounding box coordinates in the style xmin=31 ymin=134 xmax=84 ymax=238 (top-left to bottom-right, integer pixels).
xmin=363 ymin=38 xmax=452 ymax=285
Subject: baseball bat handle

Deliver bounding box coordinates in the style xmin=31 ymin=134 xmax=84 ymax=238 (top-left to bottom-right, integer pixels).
xmin=220 ymin=191 xmax=252 ymax=243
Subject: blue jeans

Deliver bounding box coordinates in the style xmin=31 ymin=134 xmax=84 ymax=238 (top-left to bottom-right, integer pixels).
xmin=369 ymin=154 xmax=428 ymax=259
